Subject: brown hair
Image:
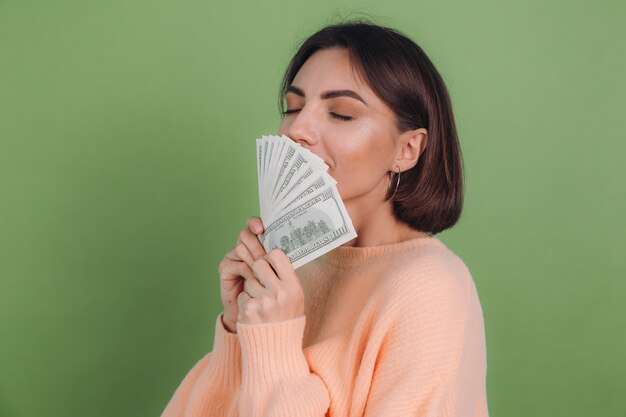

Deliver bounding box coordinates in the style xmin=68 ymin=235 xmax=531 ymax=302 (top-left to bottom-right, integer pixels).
xmin=278 ymin=19 xmax=465 ymax=235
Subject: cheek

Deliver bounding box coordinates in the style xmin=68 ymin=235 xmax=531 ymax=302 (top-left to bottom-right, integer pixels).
xmin=331 ymin=135 xmax=390 ymax=187
xmin=337 ymin=127 xmax=389 ymax=167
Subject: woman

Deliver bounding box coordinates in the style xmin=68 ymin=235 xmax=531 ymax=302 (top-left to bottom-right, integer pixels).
xmin=161 ymin=20 xmax=489 ymax=417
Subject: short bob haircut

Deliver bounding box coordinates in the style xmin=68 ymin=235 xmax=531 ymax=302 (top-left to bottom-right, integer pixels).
xmin=278 ymin=20 xmax=464 ymax=235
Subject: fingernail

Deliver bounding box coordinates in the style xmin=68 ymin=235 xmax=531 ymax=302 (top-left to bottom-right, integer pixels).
xmin=253 ymin=224 xmax=262 ymax=233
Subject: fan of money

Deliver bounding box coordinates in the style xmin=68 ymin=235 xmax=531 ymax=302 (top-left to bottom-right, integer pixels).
xmin=256 ymin=134 xmax=357 ymax=269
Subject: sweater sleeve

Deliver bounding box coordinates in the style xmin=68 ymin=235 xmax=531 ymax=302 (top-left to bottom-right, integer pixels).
xmin=160 ymin=312 xmax=242 ymax=417
xmin=363 ymin=268 xmax=490 ymax=417
xmin=236 ymin=315 xmax=330 ymax=417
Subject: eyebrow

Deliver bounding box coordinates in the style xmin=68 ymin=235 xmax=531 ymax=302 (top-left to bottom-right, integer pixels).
xmin=286 ymin=85 xmax=368 ymax=107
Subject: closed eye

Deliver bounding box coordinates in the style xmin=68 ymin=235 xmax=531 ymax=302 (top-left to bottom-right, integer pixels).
xmin=330 ymin=112 xmax=353 ymax=121
xmin=281 ymin=109 xmax=353 ymax=121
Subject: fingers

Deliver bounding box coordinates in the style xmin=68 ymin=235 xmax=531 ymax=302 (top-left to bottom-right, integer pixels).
xmin=243 ymin=274 xmax=265 ymax=298
xmin=229 ymin=244 xmax=254 ymax=268
xmin=247 ymin=217 xmax=264 ymax=235
xmin=226 ymin=217 xmax=267 ymax=269
xmin=264 ymin=249 xmax=295 ymax=282
xmin=220 ymin=258 xmax=255 ymax=282
xmin=251 ymin=257 xmax=278 ymax=289
xmin=235 ymin=219 xmax=267 ymax=263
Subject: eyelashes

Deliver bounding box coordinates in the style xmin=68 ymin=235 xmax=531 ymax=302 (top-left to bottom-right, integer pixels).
xmin=281 ymin=109 xmax=353 ymax=121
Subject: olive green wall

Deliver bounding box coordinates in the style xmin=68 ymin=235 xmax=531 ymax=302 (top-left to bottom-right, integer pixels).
xmin=1 ymin=1 xmax=624 ymax=416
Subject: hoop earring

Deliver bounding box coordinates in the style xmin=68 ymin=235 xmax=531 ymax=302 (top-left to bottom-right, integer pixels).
xmin=387 ymin=164 xmax=401 ymax=200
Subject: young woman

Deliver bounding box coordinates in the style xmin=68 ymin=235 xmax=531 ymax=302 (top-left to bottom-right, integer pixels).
xmin=161 ymin=20 xmax=489 ymax=417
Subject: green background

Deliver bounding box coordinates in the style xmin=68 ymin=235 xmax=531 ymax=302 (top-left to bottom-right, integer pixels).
xmin=1 ymin=0 xmax=624 ymax=416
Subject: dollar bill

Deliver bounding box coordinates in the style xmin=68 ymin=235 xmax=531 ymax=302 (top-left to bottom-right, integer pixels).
xmin=258 ymin=185 xmax=357 ymax=269
xmin=256 ymin=134 xmax=357 ymax=268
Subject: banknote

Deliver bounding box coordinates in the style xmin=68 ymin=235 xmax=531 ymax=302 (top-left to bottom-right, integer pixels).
xmin=259 ymin=186 xmax=357 ymax=269
xmin=255 ymin=134 xmax=357 ymax=268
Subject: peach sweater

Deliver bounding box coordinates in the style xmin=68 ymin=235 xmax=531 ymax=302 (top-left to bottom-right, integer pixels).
xmin=161 ymin=235 xmax=489 ymax=417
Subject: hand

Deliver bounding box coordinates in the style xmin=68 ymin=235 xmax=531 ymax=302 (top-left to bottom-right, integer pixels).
xmin=218 ymin=217 xmax=266 ymax=333
xmin=237 ymin=248 xmax=305 ymax=325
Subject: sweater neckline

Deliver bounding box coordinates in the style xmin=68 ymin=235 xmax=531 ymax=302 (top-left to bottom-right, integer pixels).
xmin=317 ymin=234 xmax=444 ymax=268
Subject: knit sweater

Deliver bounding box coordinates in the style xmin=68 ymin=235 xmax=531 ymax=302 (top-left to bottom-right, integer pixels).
xmin=160 ymin=235 xmax=489 ymax=417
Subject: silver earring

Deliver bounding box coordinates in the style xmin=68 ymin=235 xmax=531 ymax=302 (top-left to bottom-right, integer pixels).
xmin=388 ymin=164 xmax=401 ymax=200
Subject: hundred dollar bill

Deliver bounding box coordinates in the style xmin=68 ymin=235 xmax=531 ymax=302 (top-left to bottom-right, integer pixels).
xmin=267 ymin=171 xmax=336 ymax=224
xmin=259 ymin=185 xmax=357 ymax=269
xmin=269 ymin=141 xmax=298 ymax=208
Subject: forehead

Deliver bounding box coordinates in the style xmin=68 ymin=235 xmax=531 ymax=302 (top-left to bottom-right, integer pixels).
xmin=291 ymin=47 xmax=371 ymax=97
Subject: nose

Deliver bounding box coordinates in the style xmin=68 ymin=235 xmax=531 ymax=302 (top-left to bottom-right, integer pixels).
xmin=283 ymin=108 xmax=319 ymax=148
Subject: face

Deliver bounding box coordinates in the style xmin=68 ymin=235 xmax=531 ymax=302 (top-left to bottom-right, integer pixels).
xmin=277 ymin=47 xmax=410 ymax=207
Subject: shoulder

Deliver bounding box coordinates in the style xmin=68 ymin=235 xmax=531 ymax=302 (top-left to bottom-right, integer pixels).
xmin=385 ymin=238 xmax=472 ymax=287
xmin=377 ymin=239 xmax=476 ymax=314
xmin=358 ymin=238 xmax=489 ymax=376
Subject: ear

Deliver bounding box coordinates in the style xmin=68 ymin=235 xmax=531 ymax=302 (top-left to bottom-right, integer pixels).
xmin=391 ymin=128 xmax=428 ymax=172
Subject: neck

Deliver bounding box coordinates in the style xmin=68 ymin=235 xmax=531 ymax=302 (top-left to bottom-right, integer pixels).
xmin=342 ymin=192 xmax=429 ymax=248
